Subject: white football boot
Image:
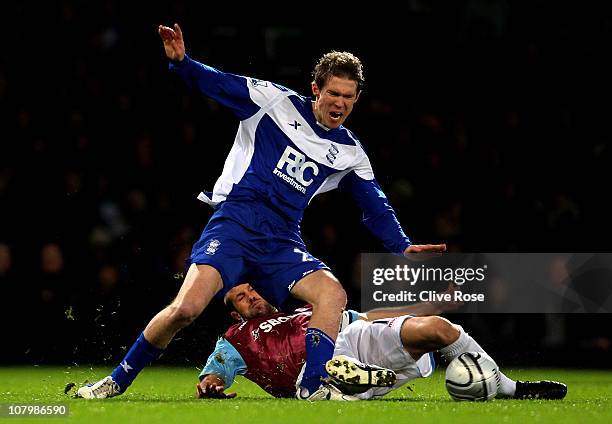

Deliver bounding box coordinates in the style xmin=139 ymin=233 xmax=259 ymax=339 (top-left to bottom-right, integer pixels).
xmin=326 ymin=355 xmax=397 ymax=394
xmin=296 ymin=383 xmax=359 ymax=401
xmin=76 ymin=376 xmax=121 ymax=399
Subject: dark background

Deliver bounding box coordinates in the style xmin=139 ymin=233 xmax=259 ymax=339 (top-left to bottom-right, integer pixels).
xmin=1 ymin=1 xmax=611 ymax=368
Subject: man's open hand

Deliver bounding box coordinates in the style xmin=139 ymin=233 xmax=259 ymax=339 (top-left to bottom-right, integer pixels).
xmin=158 ymin=23 xmax=186 ymax=62
xmin=196 ymin=374 xmax=237 ymax=399
xmin=403 ymin=244 xmax=447 ymax=255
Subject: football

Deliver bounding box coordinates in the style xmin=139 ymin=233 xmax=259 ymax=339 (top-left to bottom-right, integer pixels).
xmin=445 ymin=352 xmax=500 ymax=401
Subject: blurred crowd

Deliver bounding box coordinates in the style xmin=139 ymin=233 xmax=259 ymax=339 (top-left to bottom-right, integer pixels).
xmin=1 ymin=1 xmax=611 ymax=366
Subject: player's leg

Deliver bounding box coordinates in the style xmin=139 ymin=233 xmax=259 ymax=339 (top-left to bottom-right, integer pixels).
xmin=399 ymin=316 xmax=459 ymax=359
xmin=400 ymin=316 xmax=517 ymax=396
xmin=143 ymin=264 xmax=222 ymax=347
xmin=112 ymin=264 xmax=222 ymax=389
xmin=291 ymin=269 xmax=346 ymax=337
xmin=400 ymin=316 xmax=566 ymax=399
xmin=290 ymin=269 xmax=347 ymax=398
xmin=77 ymin=218 xmax=248 ymax=399
xmin=77 ymin=264 xmax=223 ymax=398
xmin=255 ymin=241 xmax=346 ymax=399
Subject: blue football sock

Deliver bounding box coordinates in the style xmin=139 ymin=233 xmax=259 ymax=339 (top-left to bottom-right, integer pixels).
xmin=300 ymin=328 xmax=335 ymax=395
xmin=111 ymin=333 xmax=163 ymax=392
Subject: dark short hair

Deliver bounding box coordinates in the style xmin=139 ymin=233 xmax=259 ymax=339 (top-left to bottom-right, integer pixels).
xmin=312 ymin=51 xmax=364 ymax=92
xmin=223 ymin=292 xmax=237 ymax=313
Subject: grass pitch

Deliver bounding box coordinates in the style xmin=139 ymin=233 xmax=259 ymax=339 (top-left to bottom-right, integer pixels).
xmin=0 ymin=366 xmax=611 ymax=423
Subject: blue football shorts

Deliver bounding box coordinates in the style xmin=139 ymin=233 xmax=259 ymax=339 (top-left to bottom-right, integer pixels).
xmin=189 ymin=212 xmax=329 ymax=307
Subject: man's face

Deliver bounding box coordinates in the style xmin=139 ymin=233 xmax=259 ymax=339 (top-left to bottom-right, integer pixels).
xmin=226 ymin=284 xmax=276 ymax=320
xmin=312 ymin=76 xmax=360 ymax=129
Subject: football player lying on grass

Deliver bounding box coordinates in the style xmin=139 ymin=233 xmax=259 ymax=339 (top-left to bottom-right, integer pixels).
xmin=196 ymin=283 xmax=567 ymax=400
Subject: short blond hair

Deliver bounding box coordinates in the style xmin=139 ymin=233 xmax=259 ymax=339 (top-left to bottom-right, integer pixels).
xmin=312 ymin=51 xmax=364 ymax=92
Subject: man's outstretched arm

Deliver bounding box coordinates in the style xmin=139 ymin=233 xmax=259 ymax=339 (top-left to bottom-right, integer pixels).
xmin=338 ymin=172 xmax=445 ymax=256
xmin=197 ymin=338 xmax=247 ymax=399
xmin=157 ymin=23 xmax=260 ymax=120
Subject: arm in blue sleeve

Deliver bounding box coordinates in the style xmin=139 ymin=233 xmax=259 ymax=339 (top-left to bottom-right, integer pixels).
xmin=169 ymin=55 xmax=259 ymax=120
xmin=199 ymin=338 xmax=247 ymax=389
xmin=339 ymin=171 xmax=411 ymax=254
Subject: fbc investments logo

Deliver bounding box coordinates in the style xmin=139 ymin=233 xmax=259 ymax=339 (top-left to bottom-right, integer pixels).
xmin=273 ymin=146 xmax=319 ymax=194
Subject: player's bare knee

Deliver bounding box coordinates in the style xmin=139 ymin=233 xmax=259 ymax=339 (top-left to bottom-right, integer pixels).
xmin=167 ymin=303 xmax=201 ymax=327
xmin=291 ymin=270 xmax=346 ymax=309
xmin=427 ymin=316 xmax=459 ymax=346
xmin=331 ymin=279 xmax=347 ymax=303
xmin=401 ymin=316 xmax=457 ymax=354
xmin=321 ymin=278 xmax=347 ymax=308
xmin=310 ymin=275 xmax=346 ymax=307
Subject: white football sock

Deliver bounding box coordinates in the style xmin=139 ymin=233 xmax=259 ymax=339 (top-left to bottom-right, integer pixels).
xmin=439 ymin=324 xmax=516 ymax=396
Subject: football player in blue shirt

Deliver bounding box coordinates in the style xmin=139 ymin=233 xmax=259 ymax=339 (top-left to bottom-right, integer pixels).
xmin=77 ymin=23 xmax=446 ymax=400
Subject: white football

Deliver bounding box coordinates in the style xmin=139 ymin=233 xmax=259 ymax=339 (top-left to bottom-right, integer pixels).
xmin=445 ymin=352 xmax=500 ymax=401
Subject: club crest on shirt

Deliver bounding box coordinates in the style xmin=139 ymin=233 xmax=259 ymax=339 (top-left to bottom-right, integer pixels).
xmin=251 ymin=328 xmax=260 ymax=341
xmin=326 ymin=143 xmax=339 ymax=165
xmin=205 ymin=239 xmax=221 ymax=255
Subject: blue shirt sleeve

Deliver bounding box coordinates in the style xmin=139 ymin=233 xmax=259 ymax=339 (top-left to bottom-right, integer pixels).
xmin=169 ymin=55 xmax=260 ymax=121
xmin=339 ymin=171 xmax=411 ymax=254
xmin=199 ymin=338 xmax=247 ymax=388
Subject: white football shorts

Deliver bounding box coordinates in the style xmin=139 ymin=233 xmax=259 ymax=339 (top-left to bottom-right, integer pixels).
xmin=334 ymin=315 xmax=435 ymax=399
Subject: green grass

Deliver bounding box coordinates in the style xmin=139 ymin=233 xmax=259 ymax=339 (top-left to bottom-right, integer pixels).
xmin=0 ymin=366 xmax=611 ymax=423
